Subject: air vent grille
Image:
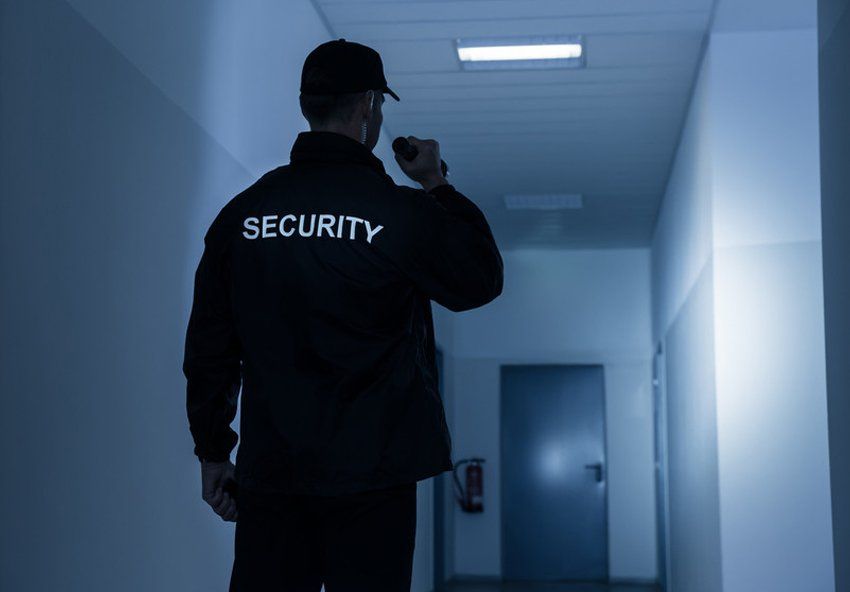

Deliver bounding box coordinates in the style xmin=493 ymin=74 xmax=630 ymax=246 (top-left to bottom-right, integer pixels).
xmin=504 ymin=194 xmax=583 ymax=210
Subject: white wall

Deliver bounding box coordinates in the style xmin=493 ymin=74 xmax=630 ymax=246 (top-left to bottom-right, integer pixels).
xmin=664 ymin=261 xmax=723 ymax=592
xmin=0 ymin=1 xmax=254 ymax=589
xmin=449 ymin=248 xmax=657 ymax=581
xmin=710 ymin=29 xmax=834 ymax=592
xmin=652 ymin=45 xmax=723 ymax=592
xmin=64 ymin=0 xmax=328 ymax=177
xmin=0 ymin=2 xmax=435 ymax=591
xmin=818 ymin=1 xmax=850 ymax=589
xmin=62 ymin=0 xmax=414 ymax=211
xmin=651 ymin=47 xmax=715 ymax=345
xmin=652 ymin=18 xmax=835 ymax=592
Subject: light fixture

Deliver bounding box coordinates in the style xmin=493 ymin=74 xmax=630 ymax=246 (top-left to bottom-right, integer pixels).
xmin=456 ymin=36 xmax=585 ymax=70
xmin=504 ymin=194 xmax=583 ymax=211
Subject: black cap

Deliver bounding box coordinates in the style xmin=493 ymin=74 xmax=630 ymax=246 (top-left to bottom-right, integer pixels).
xmin=300 ymin=38 xmax=400 ymax=102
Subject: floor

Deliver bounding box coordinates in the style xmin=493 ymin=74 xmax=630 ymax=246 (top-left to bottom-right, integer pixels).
xmin=443 ymin=582 xmax=659 ymax=592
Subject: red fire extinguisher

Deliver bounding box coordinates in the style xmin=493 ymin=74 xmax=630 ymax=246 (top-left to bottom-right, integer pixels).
xmin=453 ymin=458 xmax=485 ymax=513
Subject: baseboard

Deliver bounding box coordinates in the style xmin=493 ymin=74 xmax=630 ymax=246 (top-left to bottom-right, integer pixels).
xmin=446 ymin=575 xmax=658 ymax=587
xmin=447 ymin=574 xmax=503 ymax=583
xmin=609 ymin=576 xmax=660 ymax=586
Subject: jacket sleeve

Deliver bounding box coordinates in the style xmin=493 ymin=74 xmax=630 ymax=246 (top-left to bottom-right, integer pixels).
xmin=394 ymin=183 xmax=504 ymax=312
xmin=182 ymin=214 xmax=241 ymax=463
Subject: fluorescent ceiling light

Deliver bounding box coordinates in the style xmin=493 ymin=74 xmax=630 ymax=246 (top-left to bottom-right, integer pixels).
xmin=458 ymin=43 xmax=582 ymax=62
xmin=504 ymin=194 xmax=583 ymax=211
xmin=456 ymin=36 xmax=585 ymax=70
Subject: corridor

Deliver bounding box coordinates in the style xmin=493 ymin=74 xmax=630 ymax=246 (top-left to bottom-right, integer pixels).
xmin=1 ymin=0 xmax=848 ymax=591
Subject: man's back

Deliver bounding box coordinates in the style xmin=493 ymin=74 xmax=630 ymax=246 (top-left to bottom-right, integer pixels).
xmin=184 ymin=131 xmax=503 ymax=496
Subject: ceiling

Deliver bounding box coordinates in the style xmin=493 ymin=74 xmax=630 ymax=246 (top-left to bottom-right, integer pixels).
xmin=313 ymin=0 xmax=716 ymax=249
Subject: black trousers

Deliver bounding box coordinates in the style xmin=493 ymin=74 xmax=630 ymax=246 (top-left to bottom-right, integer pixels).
xmin=229 ymin=482 xmax=417 ymax=592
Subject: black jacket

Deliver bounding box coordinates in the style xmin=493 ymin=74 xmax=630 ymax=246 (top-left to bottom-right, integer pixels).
xmin=183 ymin=130 xmax=503 ymax=495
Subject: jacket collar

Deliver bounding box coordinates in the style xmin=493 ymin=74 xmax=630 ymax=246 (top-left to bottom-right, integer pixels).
xmin=290 ymin=130 xmax=387 ymax=176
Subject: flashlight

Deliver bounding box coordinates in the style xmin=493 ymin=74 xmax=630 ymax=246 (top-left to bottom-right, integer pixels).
xmin=392 ymin=136 xmax=449 ymax=178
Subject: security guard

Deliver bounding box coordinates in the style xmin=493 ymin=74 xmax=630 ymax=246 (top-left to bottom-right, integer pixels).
xmin=183 ymin=38 xmax=503 ymax=591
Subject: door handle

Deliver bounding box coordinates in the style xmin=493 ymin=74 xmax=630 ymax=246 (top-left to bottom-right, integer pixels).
xmin=584 ymin=462 xmax=604 ymax=483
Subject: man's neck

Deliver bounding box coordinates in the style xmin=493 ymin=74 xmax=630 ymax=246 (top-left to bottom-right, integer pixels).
xmin=310 ymin=125 xmax=360 ymax=145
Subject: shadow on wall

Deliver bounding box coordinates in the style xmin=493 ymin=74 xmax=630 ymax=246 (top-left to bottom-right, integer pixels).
xmin=0 ymin=1 xmax=253 ymax=590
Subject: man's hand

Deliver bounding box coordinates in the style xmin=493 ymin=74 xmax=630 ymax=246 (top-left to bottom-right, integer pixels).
xmin=201 ymin=460 xmax=238 ymax=522
xmin=394 ymin=136 xmax=448 ymax=192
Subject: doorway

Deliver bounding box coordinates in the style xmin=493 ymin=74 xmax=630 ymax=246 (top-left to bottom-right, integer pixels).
xmin=653 ymin=343 xmax=670 ymax=591
xmin=500 ymin=364 xmax=608 ymax=581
